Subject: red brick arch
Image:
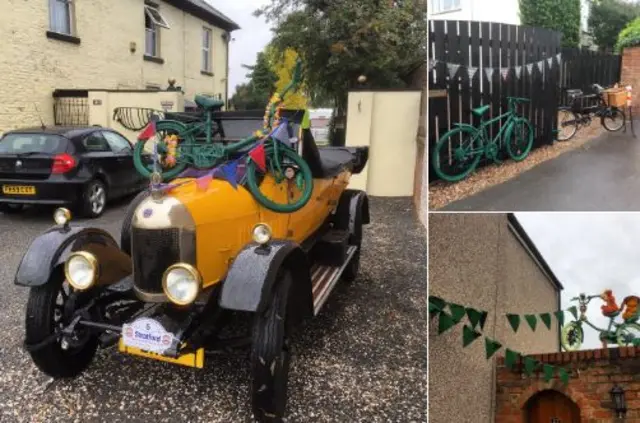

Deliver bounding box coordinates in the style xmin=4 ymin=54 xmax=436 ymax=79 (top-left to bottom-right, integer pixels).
xmin=517 ymin=380 xmax=587 ymax=420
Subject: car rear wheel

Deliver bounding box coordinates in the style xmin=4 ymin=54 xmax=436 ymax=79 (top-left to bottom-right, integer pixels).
xmin=251 ymin=269 xmax=293 ymax=422
xmin=25 ymin=269 xmax=98 ymax=378
xmin=80 ymin=180 xmax=107 ymax=218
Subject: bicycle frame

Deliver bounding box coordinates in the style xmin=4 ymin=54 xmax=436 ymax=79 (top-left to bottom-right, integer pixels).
xmin=465 ymin=110 xmax=519 ymax=154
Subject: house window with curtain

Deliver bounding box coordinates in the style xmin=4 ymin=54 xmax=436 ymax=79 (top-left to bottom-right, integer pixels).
xmin=49 ymin=0 xmax=73 ymax=35
xmin=144 ymin=4 xmax=170 ymax=58
xmin=202 ymin=27 xmax=212 ymax=73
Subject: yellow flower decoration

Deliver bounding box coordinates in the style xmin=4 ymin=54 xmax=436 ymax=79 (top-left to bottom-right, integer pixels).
xmin=163 ymin=134 xmax=179 ymax=168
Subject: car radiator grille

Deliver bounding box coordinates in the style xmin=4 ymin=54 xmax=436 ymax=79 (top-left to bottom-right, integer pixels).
xmin=131 ymin=227 xmax=196 ymax=294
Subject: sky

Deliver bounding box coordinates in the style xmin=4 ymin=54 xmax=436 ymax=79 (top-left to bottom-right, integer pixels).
xmin=207 ymin=0 xmax=273 ymax=94
xmin=516 ymin=213 xmax=640 ymax=350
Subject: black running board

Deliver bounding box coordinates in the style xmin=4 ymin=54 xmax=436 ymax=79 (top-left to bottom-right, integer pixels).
xmin=311 ymin=245 xmax=357 ymax=315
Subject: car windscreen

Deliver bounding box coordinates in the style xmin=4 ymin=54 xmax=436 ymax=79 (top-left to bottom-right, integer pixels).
xmin=0 ymin=133 xmax=69 ymax=154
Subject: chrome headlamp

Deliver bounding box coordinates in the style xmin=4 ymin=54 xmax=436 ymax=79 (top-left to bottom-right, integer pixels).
xmin=64 ymin=251 xmax=98 ymax=290
xmin=252 ymin=223 xmax=272 ymax=245
xmin=53 ymin=207 xmax=71 ymax=226
xmin=162 ymin=263 xmax=202 ymax=305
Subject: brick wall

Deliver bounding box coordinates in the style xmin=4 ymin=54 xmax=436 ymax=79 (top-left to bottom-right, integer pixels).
xmin=0 ymin=0 xmax=229 ymax=133
xmin=496 ymin=346 xmax=640 ymax=423
xmin=621 ymin=47 xmax=640 ymax=110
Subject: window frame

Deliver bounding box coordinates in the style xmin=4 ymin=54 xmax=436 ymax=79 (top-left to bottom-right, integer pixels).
xmin=202 ymin=27 xmax=213 ymax=73
xmin=145 ymin=12 xmax=161 ymax=58
xmin=144 ymin=5 xmax=170 ymax=29
xmin=430 ymin=0 xmax=461 ymax=14
xmin=49 ymin=0 xmax=75 ymax=36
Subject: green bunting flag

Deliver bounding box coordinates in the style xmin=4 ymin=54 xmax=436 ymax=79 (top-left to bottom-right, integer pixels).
xmin=540 ymin=313 xmax=552 ymax=330
xmin=505 ymin=349 xmax=520 ymax=370
xmin=438 ymin=311 xmax=457 ymax=334
xmin=567 ymin=306 xmax=578 ymax=320
xmin=466 ymin=308 xmax=483 ymax=329
xmin=557 ymin=367 xmax=570 ymax=385
xmin=507 ymin=314 xmax=520 ymax=332
xmin=429 ymin=296 xmax=446 ymax=318
xmin=462 ymin=325 xmax=482 ymax=347
xmin=479 ymin=310 xmax=488 ymax=330
xmin=485 ymin=338 xmax=503 ymax=359
xmin=523 ymin=356 xmax=539 ymax=376
xmin=449 ymin=303 xmax=467 ymax=324
xmin=554 ymin=310 xmax=565 ymax=327
xmin=543 ymin=364 xmax=555 ymax=382
xmin=525 ymin=314 xmax=537 ymax=331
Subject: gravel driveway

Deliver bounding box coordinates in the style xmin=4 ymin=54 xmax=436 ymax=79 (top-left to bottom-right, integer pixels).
xmin=0 ymin=197 xmax=426 ymax=422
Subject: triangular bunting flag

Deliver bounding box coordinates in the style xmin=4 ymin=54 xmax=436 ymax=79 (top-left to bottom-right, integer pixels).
xmin=515 ymin=66 xmax=522 ymax=79
xmin=448 ymin=303 xmax=467 ymax=324
xmin=526 ymin=63 xmax=534 ymax=75
xmin=270 ymin=121 xmax=291 ymax=145
xmin=556 ymin=53 xmax=562 ymax=65
xmin=507 ymin=314 xmax=520 ymax=332
xmin=462 ymin=325 xmax=482 ymax=347
xmin=547 ymin=57 xmax=553 ymax=67
xmin=221 ymin=160 xmax=239 ymax=190
xmin=523 ymin=356 xmax=539 ymax=376
xmin=525 ymin=314 xmax=537 ymax=331
xmin=138 ymin=120 xmax=156 ymax=141
xmin=249 ymin=143 xmax=267 ymax=172
xmin=540 ymin=313 xmax=552 ymax=330
xmin=484 ymin=68 xmax=494 ymax=80
xmin=479 ymin=310 xmax=488 ymax=330
xmin=505 ymin=348 xmax=520 ymax=370
xmin=438 ymin=311 xmax=457 ymax=334
xmin=554 ymin=310 xmax=565 ymax=327
xmin=558 ymin=367 xmax=570 ymax=385
xmin=196 ymin=173 xmax=214 ymax=191
xmin=429 ymin=296 xmax=446 ymax=314
xmin=485 ymin=337 xmax=503 ymax=359
xmin=466 ymin=308 xmax=483 ymax=329
xmin=500 ymin=68 xmax=509 ymax=81
xmin=467 ymin=66 xmax=477 ymax=80
xmin=567 ymin=306 xmax=578 ymax=320
xmin=301 ymin=109 xmax=311 ymax=130
xmin=447 ymin=63 xmax=460 ymax=79
xmin=543 ymin=364 xmax=555 ymax=382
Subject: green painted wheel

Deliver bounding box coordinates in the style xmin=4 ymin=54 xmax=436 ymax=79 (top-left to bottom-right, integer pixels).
xmin=505 ymin=118 xmax=534 ymax=162
xmin=246 ymin=145 xmax=313 ymax=213
xmin=616 ymin=322 xmax=640 ymax=346
xmin=560 ymin=321 xmax=583 ymax=351
xmin=133 ymin=120 xmax=192 ymax=181
xmin=432 ymin=126 xmax=482 ymax=182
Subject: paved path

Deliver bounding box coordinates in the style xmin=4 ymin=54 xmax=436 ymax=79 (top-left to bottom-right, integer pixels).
xmin=443 ymin=127 xmax=640 ymax=211
xmin=0 ymin=197 xmax=426 ymax=422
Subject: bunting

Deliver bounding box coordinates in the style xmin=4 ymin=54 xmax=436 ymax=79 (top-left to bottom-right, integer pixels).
xmin=484 ymin=68 xmax=494 ymax=81
xmin=500 ymin=68 xmax=509 ymax=81
xmin=249 ymin=143 xmax=267 ymax=172
xmin=447 ymin=63 xmax=460 ymax=79
xmin=467 ymin=66 xmax=478 ymax=80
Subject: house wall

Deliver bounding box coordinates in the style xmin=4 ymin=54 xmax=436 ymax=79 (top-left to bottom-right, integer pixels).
xmin=428 ymin=0 xmax=520 ymax=24
xmin=0 ymin=0 xmax=229 ymax=133
xmin=496 ymin=346 xmax=640 ymax=422
xmin=429 ymin=214 xmax=561 ymax=423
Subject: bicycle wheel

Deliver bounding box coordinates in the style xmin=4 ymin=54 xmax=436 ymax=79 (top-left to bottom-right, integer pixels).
xmin=560 ymin=321 xmax=583 ymax=351
xmin=431 ymin=126 xmax=482 ymax=182
xmin=246 ymin=145 xmax=314 ymax=213
xmin=505 ymin=118 xmax=534 ymax=161
xmin=601 ymin=107 xmax=626 ymax=132
xmin=557 ymin=108 xmax=578 ymax=141
xmin=616 ymin=322 xmax=640 ymax=346
xmin=133 ymin=120 xmax=192 ymax=181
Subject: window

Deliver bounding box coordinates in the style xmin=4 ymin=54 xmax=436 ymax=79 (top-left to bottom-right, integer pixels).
xmin=49 ymin=0 xmax=73 ymax=35
xmin=0 ymin=134 xmax=67 ymax=154
xmin=431 ymin=0 xmax=461 ymax=13
xmin=82 ymin=133 xmax=110 ymax=152
xmin=145 ymin=13 xmax=159 ymax=57
xmin=144 ymin=5 xmax=170 ymax=29
xmin=202 ymin=27 xmax=212 ymax=72
xmin=102 ymin=131 xmax=132 ymax=153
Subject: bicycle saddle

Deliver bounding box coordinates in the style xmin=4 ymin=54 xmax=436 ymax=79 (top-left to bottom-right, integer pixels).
xmin=195 ymin=95 xmax=224 ymax=110
xmin=472 ymin=105 xmax=490 ymax=116
xmin=592 ymin=84 xmax=604 ymax=93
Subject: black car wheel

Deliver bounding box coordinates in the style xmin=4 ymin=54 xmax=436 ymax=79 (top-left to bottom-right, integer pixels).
xmin=251 ymin=269 xmax=293 ymax=423
xmin=0 ymin=203 xmax=24 ymax=214
xmin=80 ymin=180 xmax=107 ymax=218
xmin=25 ymin=269 xmax=98 ymax=378
xmin=120 ymin=190 xmax=150 ymax=255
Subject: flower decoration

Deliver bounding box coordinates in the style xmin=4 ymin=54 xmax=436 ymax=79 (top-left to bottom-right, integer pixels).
xmin=164 ymin=134 xmax=179 ymax=168
xmin=263 ymin=93 xmax=283 ymax=130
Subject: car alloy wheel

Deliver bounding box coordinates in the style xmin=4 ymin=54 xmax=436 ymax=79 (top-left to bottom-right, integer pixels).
xmin=90 ymin=184 xmax=106 ymax=215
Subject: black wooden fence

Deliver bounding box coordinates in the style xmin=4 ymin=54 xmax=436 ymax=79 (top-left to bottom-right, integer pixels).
xmin=428 ymin=20 xmax=623 ymax=182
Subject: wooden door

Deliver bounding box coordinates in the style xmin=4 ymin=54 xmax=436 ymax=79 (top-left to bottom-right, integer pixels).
xmin=526 ymin=390 xmax=580 ymax=423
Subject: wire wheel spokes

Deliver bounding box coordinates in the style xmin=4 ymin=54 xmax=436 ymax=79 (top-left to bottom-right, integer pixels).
xmin=557 ymin=109 xmax=578 ymax=141
xmin=602 ymin=108 xmax=625 ymax=132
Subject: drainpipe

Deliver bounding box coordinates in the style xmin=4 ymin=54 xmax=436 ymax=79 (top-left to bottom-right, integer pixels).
xmin=224 ymin=32 xmax=230 ymax=109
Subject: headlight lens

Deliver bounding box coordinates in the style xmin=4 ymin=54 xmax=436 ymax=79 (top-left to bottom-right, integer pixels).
xmin=252 ymin=223 xmax=272 ymax=245
xmin=65 ymin=252 xmax=98 ymax=290
xmin=163 ymin=263 xmax=201 ymax=305
xmin=53 ymin=208 xmax=71 ymax=226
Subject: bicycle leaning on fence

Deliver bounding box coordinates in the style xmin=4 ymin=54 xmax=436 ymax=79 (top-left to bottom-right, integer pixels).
xmin=561 ymin=291 xmax=640 ymax=351
xmin=556 ymin=84 xmax=626 ymax=141
xmin=432 ymin=96 xmax=534 ymax=182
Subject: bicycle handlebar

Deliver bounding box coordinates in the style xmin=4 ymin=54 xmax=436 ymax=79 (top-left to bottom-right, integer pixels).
xmin=508 ymin=97 xmax=530 ymax=103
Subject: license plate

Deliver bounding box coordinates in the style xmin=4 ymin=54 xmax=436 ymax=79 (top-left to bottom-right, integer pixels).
xmin=119 ymin=317 xmax=204 ymax=368
xmin=2 ymin=185 xmax=35 ymax=195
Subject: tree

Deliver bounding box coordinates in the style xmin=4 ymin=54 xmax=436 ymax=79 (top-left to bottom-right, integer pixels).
xmin=616 ymin=16 xmax=640 ymax=52
xmin=519 ymin=0 xmax=581 ymax=47
xmin=230 ymin=52 xmax=278 ymax=110
xmin=266 ymin=46 xmax=309 ymax=109
xmin=589 ymin=0 xmax=640 ymax=52
xmin=255 ymin=0 xmax=426 ymax=115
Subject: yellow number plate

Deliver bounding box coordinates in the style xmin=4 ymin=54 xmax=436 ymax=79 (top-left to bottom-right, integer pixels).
xmin=118 ymin=340 xmax=204 ymax=369
xmin=2 ymin=185 xmax=35 ymax=195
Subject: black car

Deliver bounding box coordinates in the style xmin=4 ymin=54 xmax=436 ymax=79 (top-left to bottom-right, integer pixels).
xmin=0 ymin=126 xmax=147 ymax=217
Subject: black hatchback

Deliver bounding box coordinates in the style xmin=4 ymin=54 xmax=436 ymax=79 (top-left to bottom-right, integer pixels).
xmin=0 ymin=126 xmax=147 ymax=217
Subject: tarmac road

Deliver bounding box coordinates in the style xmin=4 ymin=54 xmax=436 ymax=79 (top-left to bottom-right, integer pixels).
xmin=0 ymin=197 xmax=426 ymax=422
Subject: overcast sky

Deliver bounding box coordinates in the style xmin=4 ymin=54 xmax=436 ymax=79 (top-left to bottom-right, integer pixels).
xmin=208 ymin=0 xmax=272 ymax=94
xmin=516 ymin=213 xmax=640 ymax=350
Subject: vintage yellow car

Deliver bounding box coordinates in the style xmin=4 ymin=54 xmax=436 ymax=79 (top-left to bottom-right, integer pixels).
xmin=14 ymin=110 xmax=369 ymax=421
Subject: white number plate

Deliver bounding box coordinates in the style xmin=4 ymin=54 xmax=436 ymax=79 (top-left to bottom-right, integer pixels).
xmin=121 ymin=317 xmax=174 ymax=354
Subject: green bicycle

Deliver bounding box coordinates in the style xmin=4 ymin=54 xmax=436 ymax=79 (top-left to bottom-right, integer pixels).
xmin=432 ymin=97 xmax=534 ymax=182
xmin=132 ymin=59 xmax=314 ymax=213
xmin=561 ymin=291 xmax=640 ymax=351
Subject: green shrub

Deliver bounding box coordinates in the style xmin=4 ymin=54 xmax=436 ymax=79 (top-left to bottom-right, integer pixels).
xmin=616 ymin=17 xmax=640 ymax=52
